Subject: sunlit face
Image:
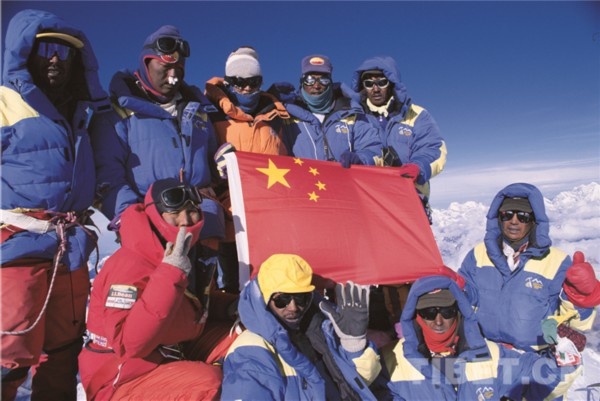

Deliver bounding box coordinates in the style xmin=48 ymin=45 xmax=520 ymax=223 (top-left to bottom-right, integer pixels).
xmin=501 ymin=212 xmax=534 ymax=242
xmin=268 ymin=292 xmax=312 ymax=329
xmin=420 ymin=309 xmax=457 ymax=334
xmin=147 ymin=58 xmax=183 ymax=98
xmin=29 ymin=39 xmax=75 ymax=93
xmin=363 ymin=73 xmax=391 ymax=107
xmin=161 ymin=203 xmax=201 ymax=227
xmin=302 ymin=73 xmax=330 ymax=95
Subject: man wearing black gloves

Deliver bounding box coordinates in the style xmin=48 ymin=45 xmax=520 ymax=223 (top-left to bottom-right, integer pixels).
xmin=221 ymin=254 xmax=381 ymax=400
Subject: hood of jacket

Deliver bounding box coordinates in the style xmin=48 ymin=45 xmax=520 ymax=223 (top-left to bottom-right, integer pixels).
xmin=2 ymin=9 xmax=106 ymax=102
xmin=484 ymin=183 xmax=551 ymax=262
xmin=351 ymin=56 xmax=411 ymax=118
xmin=238 ymin=278 xmax=322 ymax=384
xmin=118 ymin=203 xmax=168 ymax=267
xmin=400 ymin=275 xmax=489 ymax=362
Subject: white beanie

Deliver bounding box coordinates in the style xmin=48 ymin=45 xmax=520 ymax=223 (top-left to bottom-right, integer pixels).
xmin=225 ymin=46 xmax=262 ymax=78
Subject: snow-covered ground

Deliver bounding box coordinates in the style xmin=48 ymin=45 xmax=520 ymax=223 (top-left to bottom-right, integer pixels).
xmin=16 ymin=182 xmax=600 ymax=400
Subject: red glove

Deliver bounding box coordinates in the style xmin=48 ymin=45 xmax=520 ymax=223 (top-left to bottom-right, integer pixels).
xmin=563 ymin=251 xmax=600 ymax=308
xmin=397 ymin=163 xmax=420 ymax=182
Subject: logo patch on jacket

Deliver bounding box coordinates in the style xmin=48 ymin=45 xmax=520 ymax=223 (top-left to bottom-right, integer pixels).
xmin=525 ymin=277 xmax=544 ymax=290
xmin=397 ymin=126 xmax=413 ymax=137
xmin=334 ymin=123 xmax=350 ymax=134
xmin=106 ymin=284 xmax=138 ymax=309
xmin=476 ymin=386 xmax=494 ymax=400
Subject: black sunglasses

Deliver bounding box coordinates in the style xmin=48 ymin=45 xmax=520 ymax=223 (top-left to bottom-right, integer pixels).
xmin=302 ymin=74 xmax=332 ymax=87
xmin=271 ymin=292 xmax=313 ymax=309
xmin=417 ymin=304 xmax=458 ymax=320
xmin=35 ymin=41 xmax=74 ymax=61
xmin=225 ymin=76 xmax=263 ymax=90
xmin=363 ymin=78 xmax=390 ymax=89
xmin=146 ymin=37 xmax=190 ymax=57
xmin=499 ymin=210 xmax=534 ymax=223
xmin=152 ymin=185 xmax=202 ymax=213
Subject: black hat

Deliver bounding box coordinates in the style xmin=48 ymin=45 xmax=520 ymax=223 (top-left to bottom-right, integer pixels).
xmin=416 ymin=289 xmax=456 ymax=310
xmin=499 ymin=197 xmax=533 ymax=213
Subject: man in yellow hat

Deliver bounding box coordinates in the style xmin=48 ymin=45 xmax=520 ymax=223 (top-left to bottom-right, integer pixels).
xmin=221 ymin=254 xmax=381 ymax=400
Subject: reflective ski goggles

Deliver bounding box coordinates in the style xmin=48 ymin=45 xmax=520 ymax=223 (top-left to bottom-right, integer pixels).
xmin=271 ymin=292 xmax=313 ymax=309
xmin=154 ymin=185 xmax=202 ymax=213
xmin=225 ymin=76 xmax=263 ymax=90
xmin=146 ymin=37 xmax=190 ymax=57
xmin=363 ymin=78 xmax=390 ymax=89
xmin=499 ymin=210 xmax=534 ymax=223
xmin=302 ymin=74 xmax=332 ymax=87
xmin=36 ymin=41 xmax=74 ymax=61
xmin=417 ymin=304 xmax=458 ymax=320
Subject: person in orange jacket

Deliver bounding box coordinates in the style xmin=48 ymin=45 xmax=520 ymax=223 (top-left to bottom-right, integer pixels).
xmin=79 ymin=178 xmax=238 ymax=401
xmin=206 ymin=46 xmax=290 ymax=293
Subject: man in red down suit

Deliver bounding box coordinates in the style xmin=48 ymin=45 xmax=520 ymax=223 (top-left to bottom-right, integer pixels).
xmin=79 ymin=178 xmax=238 ymax=401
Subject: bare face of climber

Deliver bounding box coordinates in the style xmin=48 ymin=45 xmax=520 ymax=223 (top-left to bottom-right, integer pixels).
xmin=147 ymin=58 xmax=183 ymax=98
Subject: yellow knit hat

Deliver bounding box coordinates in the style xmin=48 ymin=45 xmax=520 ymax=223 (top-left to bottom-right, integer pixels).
xmin=257 ymin=254 xmax=316 ymax=304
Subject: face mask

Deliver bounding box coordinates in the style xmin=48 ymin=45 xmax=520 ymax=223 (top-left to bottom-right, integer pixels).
xmin=301 ymin=85 xmax=333 ymax=113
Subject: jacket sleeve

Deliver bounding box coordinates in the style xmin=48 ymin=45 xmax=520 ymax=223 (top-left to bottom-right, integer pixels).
xmin=352 ymin=114 xmax=383 ymax=165
xmin=103 ymin=262 xmax=189 ymax=358
xmin=458 ymin=249 xmax=480 ymax=307
xmin=89 ymin=109 xmax=140 ymax=220
xmin=499 ymin=344 xmax=582 ymax=400
xmin=406 ymin=107 xmax=446 ymax=185
xmin=222 ymin=342 xmax=286 ymax=401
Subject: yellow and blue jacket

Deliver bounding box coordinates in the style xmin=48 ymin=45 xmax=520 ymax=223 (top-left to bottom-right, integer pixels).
xmin=222 ymin=279 xmax=381 ymax=401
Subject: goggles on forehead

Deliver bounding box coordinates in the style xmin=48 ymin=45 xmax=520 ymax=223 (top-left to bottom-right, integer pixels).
xmin=363 ymin=78 xmax=390 ymax=89
xmin=151 ymin=185 xmax=203 ymax=213
xmin=499 ymin=210 xmax=534 ymax=223
xmin=146 ymin=37 xmax=190 ymax=58
xmin=225 ymin=76 xmax=263 ymax=90
xmin=302 ymin=74 xmax=332 ymax=87
xmin=271 ymin=292 xmax=313 ymax=309
xmin=35 ymin=41 xmax=74 ymax=61
xmin=417 ymin=304 xmax=458 ymax=320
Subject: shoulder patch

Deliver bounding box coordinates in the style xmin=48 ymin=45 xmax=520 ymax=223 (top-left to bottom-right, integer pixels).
xmin=1 ymin=86 xmax=39 ymax=126
xmin=400 ymin=105 xmax=424 ymax=128
xmin=105 ymin=284 xmax=138 ymax=309
xmin=523 ymin=247 xmax=567 ymax=280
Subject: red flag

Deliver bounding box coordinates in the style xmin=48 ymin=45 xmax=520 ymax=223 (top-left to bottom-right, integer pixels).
xmin=226 ymin=152 xmax=446 ymax=287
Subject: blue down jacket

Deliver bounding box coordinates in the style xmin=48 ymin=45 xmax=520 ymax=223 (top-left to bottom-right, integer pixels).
xmin=458 ymin=183 xmax=595 ymax=351
xmin=1 ymin=9 xmax=108 ymax=268
xmin=90 ymin=70 xmax=219 ymax=223
xmin=280 ymin=83 xmax=382 ymax=164
xmin=384 ymin=276 xmax=572 ymax=400
xmin=352 ymin=56 xmax=447 ymax=198
xmin=222 ymin=279 xmax=381 ymax=401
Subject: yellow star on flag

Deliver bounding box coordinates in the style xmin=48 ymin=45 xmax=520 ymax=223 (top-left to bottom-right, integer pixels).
xmin=308 ymin=167 xmax=319 ymax=176
xmin=308 ymin=191 xmax=320 ymax=202
xmin=315 ymin=181 xmax=326 ymax=191
xmin=257 ymin=159 xmax=291 ymax=189
xmin=294 ymin=158 xmax=304 ymax=166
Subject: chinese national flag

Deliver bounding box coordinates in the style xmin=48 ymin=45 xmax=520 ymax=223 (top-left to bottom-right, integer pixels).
xmin=226 ymin=151 xmax=447 ymax=287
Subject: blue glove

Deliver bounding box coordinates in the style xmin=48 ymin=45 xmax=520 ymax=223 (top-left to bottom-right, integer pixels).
xmin=339 ymin=151 xmax=363 ymax=169
xmin=214 ymin=142 xmax=236 ymax=179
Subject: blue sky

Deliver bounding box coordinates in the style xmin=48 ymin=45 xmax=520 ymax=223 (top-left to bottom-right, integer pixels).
xmin=3 ymin=1 xmax=599 ymax=208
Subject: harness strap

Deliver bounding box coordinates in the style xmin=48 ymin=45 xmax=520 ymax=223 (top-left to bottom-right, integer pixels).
xmin=1 ymin=210 xmax=98 ymax=336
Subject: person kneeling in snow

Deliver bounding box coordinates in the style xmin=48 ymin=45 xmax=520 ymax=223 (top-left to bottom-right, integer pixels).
xmin=381 ymin=275 xmax=576 ymax=400
xmin=79 ymin=178 xmax=238 ymax=401
xmin=221 ymin=254 xmax=381 ymax=400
